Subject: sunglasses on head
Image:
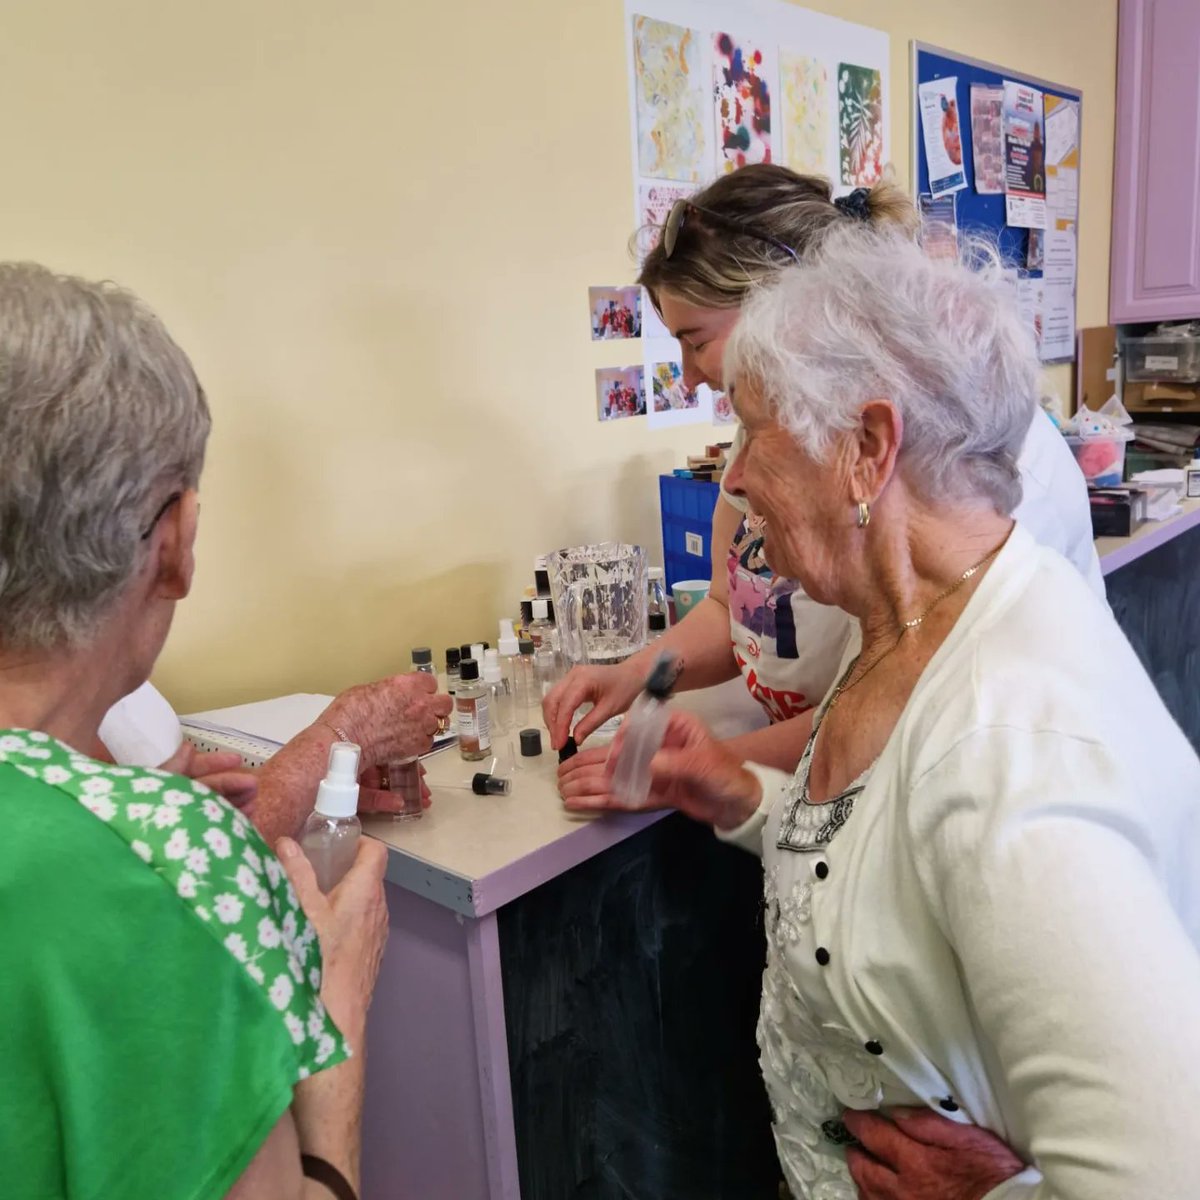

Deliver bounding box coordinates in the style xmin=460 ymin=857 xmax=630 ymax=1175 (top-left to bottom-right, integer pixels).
xmin=662 ymin=200 xmax=800 ymax=263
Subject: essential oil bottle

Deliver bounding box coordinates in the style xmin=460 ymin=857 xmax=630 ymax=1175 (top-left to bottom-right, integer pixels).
xmin=455 ymin=658 xmax=492 ymax=761
xmin=445 ymin=647 xmax=462 ymax=695
xmin=483 ymin=649 xmax=515 ymax=736
xmin=411 ymin=646 xmax=435 ymax=675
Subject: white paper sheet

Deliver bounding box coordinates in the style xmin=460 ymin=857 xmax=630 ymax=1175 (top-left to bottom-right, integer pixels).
xmin=918 ymin=76 xmax=967 ymax=196
xmin=1040 ymin=279 xmax=1075 ymax=362
xmin=1045 ymin=98 xmax=1079 ymax=166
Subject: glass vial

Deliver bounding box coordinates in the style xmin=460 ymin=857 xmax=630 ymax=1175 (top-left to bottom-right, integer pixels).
xmin=482 ymin=649 xmax=515 ymax=736
xmin=455 ymin=658 xmax=492 ymax=761
xmin=515 ymin=637 xmax=538 ymax=715
xmin=648 ymin=611 xmax=668 ymax=640
xmin=648 ymin=567 xmax=667 ymax=622
xmin=445 ymin=647 xmax=462 ymax=696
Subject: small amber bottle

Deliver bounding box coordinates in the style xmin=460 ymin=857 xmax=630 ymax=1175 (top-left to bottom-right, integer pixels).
xmin=455 ymin=659 xmax=492 ymax=762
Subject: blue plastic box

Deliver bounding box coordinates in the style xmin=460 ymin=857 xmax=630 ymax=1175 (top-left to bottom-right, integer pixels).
xmin=659 ymin=474 xmax=720 ymax=589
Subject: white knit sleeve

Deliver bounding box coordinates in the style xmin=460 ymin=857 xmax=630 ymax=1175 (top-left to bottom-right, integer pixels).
xmin=712 ymin=762 xmax=788 ymax=857
xmin=908 ymin=728 xmax=1200 ymax=1200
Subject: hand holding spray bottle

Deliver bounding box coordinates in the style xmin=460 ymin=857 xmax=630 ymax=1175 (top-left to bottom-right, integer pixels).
xmin=300 ymin=742 xmax=362 ymax=892
xmin=608 ymin=652 xmax=682 ymax=809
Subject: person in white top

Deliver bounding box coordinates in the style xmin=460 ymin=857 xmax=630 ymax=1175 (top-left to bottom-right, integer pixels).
xmin=584 ymin=229 xmax=1200 ymax=1198
xmin=549 ymin=166 xmax=1102 ymax=804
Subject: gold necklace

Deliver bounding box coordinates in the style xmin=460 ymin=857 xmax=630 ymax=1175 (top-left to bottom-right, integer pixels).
xmin=825 ymin=538 xmax=1006 ymax=713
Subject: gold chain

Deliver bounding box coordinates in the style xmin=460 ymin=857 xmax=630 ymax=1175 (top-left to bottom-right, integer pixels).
xmin=826 ymin=539 xmax=1006 ymax=712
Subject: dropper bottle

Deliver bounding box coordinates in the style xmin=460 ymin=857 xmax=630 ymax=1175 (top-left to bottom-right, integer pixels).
xmin=300 ymin=742 xmax=362 ymax=892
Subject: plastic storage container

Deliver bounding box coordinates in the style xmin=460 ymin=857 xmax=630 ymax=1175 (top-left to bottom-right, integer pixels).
xmin=1064 ymin=435 xmax=1129 ymax=487
xmin=1124 ymin=335 xmax=1200 ymax=383
xmin=659 ymin=475 xmax=721 ymax=590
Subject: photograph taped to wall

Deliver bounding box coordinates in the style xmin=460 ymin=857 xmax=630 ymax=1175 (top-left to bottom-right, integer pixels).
xmin=651 ymin=360 xmax=699 ymax=412
xmin=780 ymin=52 xmax=828 ymax=174
xmin=589 ymin=287 xmax=643 ymax=341
xmin=713 ymin=32 xmax=773 ymax=174
xmin=838 ymin=62 xmax=883 ymax=185
xmin=633 ymin=16 xmax=707 ymax=182
xmin=596 ymin=366 xmax=647 ymax=422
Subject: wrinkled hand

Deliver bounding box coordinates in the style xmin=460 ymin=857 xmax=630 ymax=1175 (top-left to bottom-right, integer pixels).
xmin=356 ymin=762 xmax=432 ymax=815
xmin=543 ymin=661 xmax=643 ymax=750
xmin=842 ymin=1108 xmax=1025 ymax=1200
xmin=159 ymin=743 xmax=258 ymax=807
xmin=276 ymin=835 xmax=389 ymax=1045
xmin=559 ymin=709 xmax=761 ymax=831
xmin=321 ymin=673 xmax=453 ymax=770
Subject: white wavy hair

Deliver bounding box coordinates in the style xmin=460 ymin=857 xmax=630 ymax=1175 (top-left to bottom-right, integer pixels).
xmin=723 ymin=227 xmax=1038 ymax=515
xmin=0 ymin=263 xmax=210 ymax=650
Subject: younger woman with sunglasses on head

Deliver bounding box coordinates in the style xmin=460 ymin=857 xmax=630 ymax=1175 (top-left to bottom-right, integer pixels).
xmin=547 ymin=165 xmax=1103 ymax=806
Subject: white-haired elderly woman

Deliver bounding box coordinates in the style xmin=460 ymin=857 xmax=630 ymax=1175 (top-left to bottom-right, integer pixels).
xmin=611 ymin=231 xmax=1200 ymax=1199
xmin=0 ymin=263 xmax=386 ymax=1199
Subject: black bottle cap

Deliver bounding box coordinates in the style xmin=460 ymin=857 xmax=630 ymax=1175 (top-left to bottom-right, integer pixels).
xmin=644 ymin=651 xmax=682 ymax=699
xmin=558 ymin=736 xmax=578 ymax=763
xmin=460 ymin=643 xmax=474 ymax=661
xmin=412 ymin=647 xmax=433 ymax=666
xmin=648 ymin=612 xmax=667 ymax=632
xmin=471 ymin=772 xmax=510 ymax=796
xmin=519 ymin=638 xmax=535 ymax=656
xmin=520 ymin=600 xmax=534 ymax=625
xmin=446 ymin=647 xmax=461 ymax=668
xmin=460 ymin=658 xmax=480 ymax=682
xmin=520 ymin=728 xmax=543 ymax=757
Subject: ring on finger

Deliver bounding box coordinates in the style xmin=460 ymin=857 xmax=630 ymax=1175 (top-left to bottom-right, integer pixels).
xmin=436 ymin=715 xmax=451 ymax=735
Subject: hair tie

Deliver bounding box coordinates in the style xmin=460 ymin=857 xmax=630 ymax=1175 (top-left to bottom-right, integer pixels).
xmin=834 ymin=188 xmax=872 ymax=221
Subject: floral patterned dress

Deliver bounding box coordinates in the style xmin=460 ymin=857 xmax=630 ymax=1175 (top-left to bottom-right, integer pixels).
xmin=0 ymin=729 xmax=348 ymax=1200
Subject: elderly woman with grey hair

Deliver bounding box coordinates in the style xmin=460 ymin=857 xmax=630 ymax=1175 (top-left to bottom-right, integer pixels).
xmin=617 ymin=230 xmax=1200 ymax=1200
xmin=0 ymin=263 xmax=401 ymax=1199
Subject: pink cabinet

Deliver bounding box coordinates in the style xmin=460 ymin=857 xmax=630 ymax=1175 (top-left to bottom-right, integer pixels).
xmin=1110 ymin=0 xmax=1200 ymax=323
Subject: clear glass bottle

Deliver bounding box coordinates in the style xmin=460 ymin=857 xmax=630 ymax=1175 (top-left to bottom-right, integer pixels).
xmin=497 ymin=618 xmax=520 ymax=702
xmin=455 ymin=658 xmax=492 ymax=761
xmin=515 ymin=637 xmax=538 ymax=716
xmin=527 ymin=598 xmax=554 ymax=650
xmin=533 ymin=637 xmax=560 ymax=704
xmin=300 ymin=742 xmax=362 ymax=891
xmin=482 ymin=649 xmax=515 ymax=736
xmin=648 ymin=567 xmax=667 ymax=622
xmin=385 ymin=647 xmax=438 ymax=820
xmin=445 ymin=647 xmax=462 ymax=696
xmin=609 ymin=654 xmax=680 ymax=809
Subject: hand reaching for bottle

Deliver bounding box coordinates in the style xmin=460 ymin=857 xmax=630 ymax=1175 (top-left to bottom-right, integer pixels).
xmin=558 ymin=709 xmax=762 ymax=831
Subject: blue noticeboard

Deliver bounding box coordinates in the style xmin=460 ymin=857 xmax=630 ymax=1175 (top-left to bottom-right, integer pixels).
xmin=911 ymin=43 xmax=1082 ymax=363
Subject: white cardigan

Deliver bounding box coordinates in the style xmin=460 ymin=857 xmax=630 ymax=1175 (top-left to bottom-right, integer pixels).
xmin=719 ymin=524 xmax=1200 ymax=1199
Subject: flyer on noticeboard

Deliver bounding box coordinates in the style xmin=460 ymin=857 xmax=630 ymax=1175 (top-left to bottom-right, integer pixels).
xmin=1002 ymin=80 xmax=1047 ymax=229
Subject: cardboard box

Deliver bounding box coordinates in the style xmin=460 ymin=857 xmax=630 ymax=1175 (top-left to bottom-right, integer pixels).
xmin=1123 ymin=380 xmax=1200 ymax=413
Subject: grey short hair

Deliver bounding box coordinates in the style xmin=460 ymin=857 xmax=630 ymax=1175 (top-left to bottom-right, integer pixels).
xmin=0 ymin=263 xmax=210 ymax=650
xmin=724 ymin=227 xmax=1038 ymax=515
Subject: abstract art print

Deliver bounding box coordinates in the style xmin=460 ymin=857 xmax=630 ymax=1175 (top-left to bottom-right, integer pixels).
xmin=713 ymin=32 xmax=773 ymax=174
xmin=837 ymin=62 xmax=883 ymax=185
xmin=780 ymin=52 xmax=827 ymax=174
xmin=651 ymin=361 xmax=699 ymax=412
xmin=633 ymin=16 xmax=707 ymax=182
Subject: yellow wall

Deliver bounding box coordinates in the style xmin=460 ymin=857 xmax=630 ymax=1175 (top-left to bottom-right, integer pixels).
xmin=0 ymin=0 xmax=1116 ymax=710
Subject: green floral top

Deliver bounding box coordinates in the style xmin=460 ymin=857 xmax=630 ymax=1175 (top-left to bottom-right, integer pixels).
xmin=0 ymin=729 xmax=349 ymax=1200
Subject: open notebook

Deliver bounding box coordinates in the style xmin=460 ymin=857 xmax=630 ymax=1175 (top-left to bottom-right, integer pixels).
xmin=182 ymin=693 xmax=457 ymax=767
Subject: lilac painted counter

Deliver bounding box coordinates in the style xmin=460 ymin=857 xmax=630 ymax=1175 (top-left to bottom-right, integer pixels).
xmin=359 ymin=679 xmax=767 ymax=1200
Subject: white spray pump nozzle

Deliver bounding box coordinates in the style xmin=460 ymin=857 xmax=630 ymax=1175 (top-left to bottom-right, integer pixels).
xmin=483 ymin=648 xmax=503 ymax=683
xmin=315 ymin=742 xmax=361 ymax=818
xmin=498 ymin=618 xmax=519 ymax=657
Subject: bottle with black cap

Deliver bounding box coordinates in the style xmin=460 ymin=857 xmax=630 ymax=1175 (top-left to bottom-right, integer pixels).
xmin=445 ymin=647 xmax=462 ymax=695
xmin=411 ymin=646 xmax=435 ymax=675
xmin=648 ymin=612 xmax=668 ymax=641
xmin=455 ymin=658 xmax=492 ymax=761
xmin=609 ymin=652 xmax=681 ymax=809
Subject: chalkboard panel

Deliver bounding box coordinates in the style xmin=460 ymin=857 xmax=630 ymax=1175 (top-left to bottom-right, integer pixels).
xmin=1106 ymin=524 xmax=1200 ymax=751
xmin=499 ymin=814 xmax=780 ymax=1199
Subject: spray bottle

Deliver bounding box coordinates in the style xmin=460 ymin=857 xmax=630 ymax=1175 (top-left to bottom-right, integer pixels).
xmin=608 ymin=653 xmax=681 ymax=809
xmin=300 ymin=742 xmax=362 ymax=892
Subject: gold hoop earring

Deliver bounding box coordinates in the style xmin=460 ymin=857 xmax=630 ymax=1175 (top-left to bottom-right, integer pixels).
xmin=857 ymin=500 xmax=871 ymax=529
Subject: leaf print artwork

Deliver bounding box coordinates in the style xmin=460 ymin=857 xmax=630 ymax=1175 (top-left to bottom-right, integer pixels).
xmin=838 ymin=63 xmax=883 ymax=185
